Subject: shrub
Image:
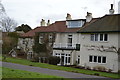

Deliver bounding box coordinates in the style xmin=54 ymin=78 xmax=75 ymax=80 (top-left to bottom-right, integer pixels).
xmin=86 ymin=66 xmax=91 ymax=70
xmin=108 ymin=69 xmax=113 ymax=73
xmin=30 ymin=57 xmax=39 ymax=62
xmin=94 ymin=73 xmax=100 ymax=76
xmin=118 ymin=70 xmax=120 ymax=74
xmin=93 ymin=66 xmax=106 ymax=71
xmin=48 ymin=56 xmax=60 ymax=65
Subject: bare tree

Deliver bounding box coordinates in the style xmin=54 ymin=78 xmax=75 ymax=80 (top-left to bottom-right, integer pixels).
xmin=1 ymin=17 xmax=17 ymax=32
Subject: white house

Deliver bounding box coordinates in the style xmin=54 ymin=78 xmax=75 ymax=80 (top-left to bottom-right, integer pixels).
xmin=53 ymin=13 xmax=98 ymax=65
xmin=78 ymin=14 xmax=120 ymax=72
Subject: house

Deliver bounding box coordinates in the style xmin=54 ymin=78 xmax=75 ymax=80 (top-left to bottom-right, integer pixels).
xmin=18 ymin=12 xmax=98 ymax=64
xmin=78 ymin=14 xmax=120 ymax=72
xmin=17 ymin=19 xmax=57 ymax=59
xmin=53 ymin=13 xmax=99 ymax=65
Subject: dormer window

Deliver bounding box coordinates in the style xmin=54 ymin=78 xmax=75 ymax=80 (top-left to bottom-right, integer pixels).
xmin=67 ymin=20 xmax=85 ymax=28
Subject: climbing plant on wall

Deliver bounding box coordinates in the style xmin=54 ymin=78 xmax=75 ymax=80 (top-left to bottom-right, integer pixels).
xmin=33 ymin=33 xmax=47 ymax=53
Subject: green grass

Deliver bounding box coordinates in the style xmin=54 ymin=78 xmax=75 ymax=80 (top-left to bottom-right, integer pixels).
xmin=2 ymin=56 xmax=120 ymax=78
xmin=2 ymin=67 xmax=63 ymax=79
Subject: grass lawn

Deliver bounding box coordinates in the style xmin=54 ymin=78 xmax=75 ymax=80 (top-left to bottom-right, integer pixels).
xmin=2 ymin=56 xmax=120 ymax=79
xmin=2 ymin=67 xmax=64 ymax=79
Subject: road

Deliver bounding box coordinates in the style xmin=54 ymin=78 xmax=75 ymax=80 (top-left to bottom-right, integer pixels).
xmin=0 ymin=61 xmax=110 ymax=78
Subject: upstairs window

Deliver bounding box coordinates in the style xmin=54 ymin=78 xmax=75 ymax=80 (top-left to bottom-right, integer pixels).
xmin=90 ymin=33 xmax=108 ymax=42
xmin=39 ymin=35 xmax=43 ymax=44
xmin=49 ymin=34 xmax=53 ymax=43
xmin=22 ymin=39 xmax=26 ymax=44
xmin=68 ymin=35 xmax=72 ymax=47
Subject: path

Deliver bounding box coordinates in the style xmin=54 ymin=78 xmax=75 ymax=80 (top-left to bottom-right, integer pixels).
xmin=1 ymin=61 xmax=108 ymax=78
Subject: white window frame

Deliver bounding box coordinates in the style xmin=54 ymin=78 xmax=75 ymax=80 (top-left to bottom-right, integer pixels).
xmin=39 ymin=36 xmax=43 ymax=44
xmin=49 ymin=34 xmax=53 ymax=43
xmin=90 ymin=33 xmax=108 ymax=42
xmin=55 ymin=53 xmax=71 ymax=65
xmin=89 ymin=55 xmax=106 ymax=64
xmin=67 ymin=21 xmax=84 ymax=28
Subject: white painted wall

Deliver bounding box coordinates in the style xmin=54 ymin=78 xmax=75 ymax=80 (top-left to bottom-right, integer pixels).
xmin=53 ymin=33 xmax=81 ymax=65
xmin=79 ymin=33 xmax=119 ymax=72
xmin=18 ymin=38 xmax=34 ymax=53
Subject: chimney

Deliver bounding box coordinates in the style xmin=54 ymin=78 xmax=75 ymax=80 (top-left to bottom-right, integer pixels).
xmin=109 ymin=4 xmax=114 ymax=14
xmin=86 ymin=12 xmax=92 ymax=22
xmin=47 ymin=20 xmax=50 ymax=26
xmin=40 ymin=19 xmax=46 ymax=26
xmin=66 ymin=13 xmax=72 ymax=20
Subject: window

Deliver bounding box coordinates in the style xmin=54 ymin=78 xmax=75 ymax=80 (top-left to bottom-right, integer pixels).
xmin=65 ymin=54 xmax=71 ymax=64
xmin=89 ymin=56 xmax=93 ymax=62
xmin=91 ymin=34 xmax=94 ymax=41
xmin=23 ymin=39 xmax=25 ymax=44
xmin=39 ymin=35 xmax=43 ymax=44
xmin=89 ymin=55 xmax=106 ymax=63
xmin=100 ymin=34 xmax=103 ymax=41
xmin=94 ymin=56 xmax=97 ymax=62
xmin=90 ymin=33 xmax=108 ymax=41
xmin=68 ymin=35 xmax=72 ymax=47
xmin=95 ymin=34 xmax=98 ymax=41
xmin=67 ymin=21 xmax=84 ymax=28
xmin=98 ymin=56 xmax=101 ymax=63
xmin=104 ymin=34 xmax=108 ymax=41
xmin=102 ymin=57 xmax=106 ymax=63
xmin=49 ymin=35 xmax=53 ymax=43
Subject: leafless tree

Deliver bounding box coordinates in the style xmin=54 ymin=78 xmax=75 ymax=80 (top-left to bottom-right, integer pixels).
xmin=1 ymin=17 xmax=17 ymax=32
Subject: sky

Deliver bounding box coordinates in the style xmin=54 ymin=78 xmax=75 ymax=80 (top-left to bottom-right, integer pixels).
xmin=1 ymin=0 xmax=120 ymax=28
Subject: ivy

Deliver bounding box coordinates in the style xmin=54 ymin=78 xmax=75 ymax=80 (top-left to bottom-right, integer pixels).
xmin=32 ymin=33 xmax=47 ymax=53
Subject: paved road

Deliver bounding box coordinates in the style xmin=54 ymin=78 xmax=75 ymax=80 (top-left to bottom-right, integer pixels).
xmin=0 ymin=61 xmax=108 ymax=78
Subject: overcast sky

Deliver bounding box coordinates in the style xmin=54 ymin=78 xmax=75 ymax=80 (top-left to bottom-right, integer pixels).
xmin=1 ymin=0 xmax=120 ymax=28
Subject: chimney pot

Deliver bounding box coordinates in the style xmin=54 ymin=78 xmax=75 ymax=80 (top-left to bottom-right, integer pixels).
xmin=109 ymin=4 xmax=114 ymax=14
xmin=47 ymin=20 xmax=50 ymax=26
xmin=40 ymin=19 xmax=46 ymax=26
xmin=86 ymin=12 xmax=92 ymax=22
xmin=66 ymin=13 xmax=72 ymax=20
xmin=111 ymin=4 xmax=113 ymax=9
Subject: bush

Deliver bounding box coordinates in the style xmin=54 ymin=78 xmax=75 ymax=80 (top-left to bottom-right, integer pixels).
xmin=94 ymin=73 xmax=100 ymax=76
xmin=118 ymin=70 xmax=120 ymax=74
xmin=30 ymin=57 xmax=39 ymax=62
xmin=93 ymin=66 xmax=106 ymax=71
xmin=8 ymin=32 xmax=19 ymax=38
xmin=48 ymin=56 xmax=60 ymax=65
xmin=86 ymin=66 xmax=91 ymax=70
xmin=108 ymin=69 xmax=113 ymax=73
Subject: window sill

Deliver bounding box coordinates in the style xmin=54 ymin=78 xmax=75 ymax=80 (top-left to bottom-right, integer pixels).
xmin=89 ymin=62 xmax=107 ymax=64
xmin=90 ymin=41 xmax=109 ymax=43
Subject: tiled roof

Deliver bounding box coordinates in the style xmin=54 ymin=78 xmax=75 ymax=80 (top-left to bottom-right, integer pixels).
xmin=78 ymin=14 xmax=120 ymax=33
xmin=20 ymin=18 xmax=98 ymax=37
xmin=21 ymin=21 xmax=80 ymax=37
xmin=20 ymin=26 xmax=47 ymax=37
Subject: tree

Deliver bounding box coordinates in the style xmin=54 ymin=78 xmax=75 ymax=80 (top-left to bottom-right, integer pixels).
xmin=1 ymin=17 xmax=17 ymax=32
xmin=15 ymin=24 xmax=32 ymax=33
xmin=2 ymin=32 xmax=19 ymax=54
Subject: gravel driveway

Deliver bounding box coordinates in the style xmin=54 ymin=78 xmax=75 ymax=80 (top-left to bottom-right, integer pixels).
xmin=0 ymin=61 xmax=115 ymax=79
